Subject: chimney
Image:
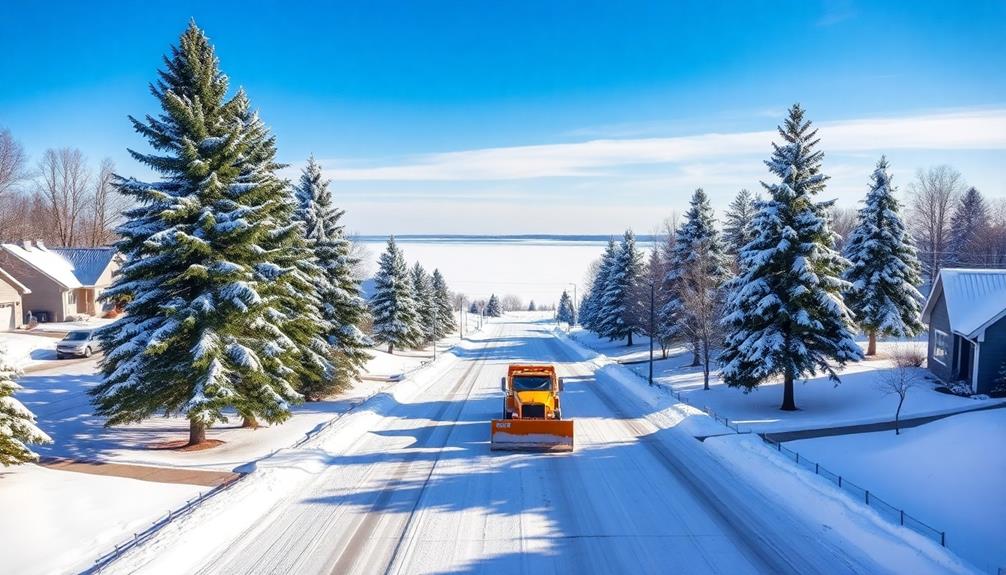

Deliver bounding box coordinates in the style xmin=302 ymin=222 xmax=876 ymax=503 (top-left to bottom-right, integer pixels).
xmin=35 ymin=240 xmax=46 ymax=250
xmin=21 ymin=240 xmax=32 ymax=250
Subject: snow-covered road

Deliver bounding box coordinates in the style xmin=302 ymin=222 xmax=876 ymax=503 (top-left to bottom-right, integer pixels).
xmin=103 ymin=318 xmax=950 ymax=574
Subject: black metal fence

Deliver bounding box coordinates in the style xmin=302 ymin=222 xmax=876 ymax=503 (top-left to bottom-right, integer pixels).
xmin=761 ymin=436 xmax=947 ymax=547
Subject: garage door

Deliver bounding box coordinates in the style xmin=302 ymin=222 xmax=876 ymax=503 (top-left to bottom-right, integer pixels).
xmin=0 ymin=304 xmax=12 ymax=331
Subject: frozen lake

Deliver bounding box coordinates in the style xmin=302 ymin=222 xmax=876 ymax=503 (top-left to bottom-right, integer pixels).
xmin=357 ymin=235 xmax=656 ymax=307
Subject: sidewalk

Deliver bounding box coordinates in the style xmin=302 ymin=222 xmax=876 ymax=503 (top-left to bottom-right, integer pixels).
xmin=763 ymin=400 xmax=1006 ymax=443
xmin=39 ymin=457 xmax=241 ymax=487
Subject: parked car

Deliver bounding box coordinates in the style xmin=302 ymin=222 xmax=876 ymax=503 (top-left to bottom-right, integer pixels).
xmin=57 ymin=330 xmax=101 ymax=359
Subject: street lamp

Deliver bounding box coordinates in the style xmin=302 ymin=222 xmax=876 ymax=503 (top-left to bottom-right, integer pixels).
xmin=648 ymin=280 xmax=655 ymax=386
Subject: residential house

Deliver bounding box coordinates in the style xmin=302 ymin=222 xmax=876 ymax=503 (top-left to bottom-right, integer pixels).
xmin=0 ymin=266 xmax=31 ymax=330
xmin=0 ymin=241 xmax=120 ymax=324
xmin=921 ymin=268 xmax=1006 ymax=395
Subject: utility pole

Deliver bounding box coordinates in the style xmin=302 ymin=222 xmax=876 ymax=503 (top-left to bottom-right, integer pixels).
xmin=567 ymin=282 xmax=578 ymax=334
xmin=432 ymin=305 xmax=437 ymax=360
xmin=649 ymin=281 xmax=655 ymax=386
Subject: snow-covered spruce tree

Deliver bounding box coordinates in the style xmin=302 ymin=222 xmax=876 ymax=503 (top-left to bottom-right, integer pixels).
xmin=430 ymin=269 xmax=456 ymax=338
xmin=599 ymin=230 xmax=644 ymax=345
xmin=410 ymin=262 xmax=435 ymax=345
xmin=92 ymin=23 xmax=327 ymax=445
xmin=485 ymin=294 xmax=502 ymax=317
xmin=293 ymin=156 xmax=372 ymax=399
xmin=582 ymin=239 xmax=617 ymax=334
xmin=662 ymin=189 xmax=730 ymax=365
xmin=720 ymin=104 xmax=863 ymax=411
xmin=557 ymin=290 xmax=574 ymax=325
xmin=370 ymin=237 xmax=420 ymax=354
xmin=843 ymin=157 xmax=924 ymax=356
xmin=948 ymin=186 xmax=989 ymax=267
xmin=527 ymin=300 xmax=536 ymax=311
xmin=723 ymin=189 xmax=758 ymax=259
xmin=1 ymin=346 xmax=52 ymax=465
xmin=469 ymin=301 xmax=480 ymax=314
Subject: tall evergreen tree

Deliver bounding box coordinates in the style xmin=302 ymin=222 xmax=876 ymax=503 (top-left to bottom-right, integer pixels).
xmin=469 ymin=301 xmax=480 ymax=314
xmin=430 ymin=269 xmax=456 ymax=338
xmin=92 ymin=23 xmax=326 ymax=445
xmin=948 ymin=187 xmax=989 ymax=266
xmin=557 ymin=290 xmax=575 ymax=325
xmin=293 ymin=156 xmax=372 ymax=399
xmin=723 ymin=189 xmax=758 ymax=259
xmin=370 ymin=237 xmax=420 ymax=353
xmin=662 ymin=189 xmax=731 ymax=367
xmin=843 ymin=157 xmax=925 ymax=356
xmin=720 ymin=104 xmax=863 ymax=411
xmin=581 ymin=239 xmax=617 ymax=334
xmin=411 ymin=262 xmax=435 ymax=344
xmin=1 ymin=346 xmax=51 ymax=465
xmin=599 ymin=230 xmax=644 ymax=345
xmin=485 ymin=294 xmax=502 ymax=317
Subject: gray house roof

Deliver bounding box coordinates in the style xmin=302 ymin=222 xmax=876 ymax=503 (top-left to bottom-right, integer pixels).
xmin=922 ymin=268 xmax=1006 ymax=340
xmin=51 ymin=247 xmax=118 ymax=286
xmin=0 ymin=243 xmax=118 ymax=289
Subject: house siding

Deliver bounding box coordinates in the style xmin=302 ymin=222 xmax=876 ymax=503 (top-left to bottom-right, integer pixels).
xmin=977 ymin=316 xmax=1006 ymax=394
xmin=0 ymin=253 xmax=71 ymax=322
xmin=0 ymin=275 xmax=24 ymax=329
xmin=926 ymin=291 xmax=955 ymax=382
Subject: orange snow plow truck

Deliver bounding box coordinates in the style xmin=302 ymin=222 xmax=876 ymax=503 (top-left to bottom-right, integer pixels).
xmin=490 ymin=364 xmax=574 ymax=452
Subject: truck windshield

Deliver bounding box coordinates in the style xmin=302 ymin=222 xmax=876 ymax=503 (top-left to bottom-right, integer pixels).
xmin=64 ymin=331 xmax=90 ymax=341
xmin=512 ymin=375 xmax=551 ymax=391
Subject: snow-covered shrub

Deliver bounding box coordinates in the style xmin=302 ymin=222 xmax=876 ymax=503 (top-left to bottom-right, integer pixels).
xmin=64 ymin=314 xmax=92 ymax=323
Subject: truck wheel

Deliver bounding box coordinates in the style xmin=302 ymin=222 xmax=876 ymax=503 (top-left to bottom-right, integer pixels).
xmin=84 ymin=347 xmax=93 ymax=358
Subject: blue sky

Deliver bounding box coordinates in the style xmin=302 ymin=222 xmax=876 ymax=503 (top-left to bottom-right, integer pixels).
xmin=2 ymin=0 xmax=1004 ymax=233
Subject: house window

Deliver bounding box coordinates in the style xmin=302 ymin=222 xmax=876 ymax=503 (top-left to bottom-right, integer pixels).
xmin=67 ymin=291 xmax=76 ymax=306
xmin=933 ymin=330 xmax=949 ymax=365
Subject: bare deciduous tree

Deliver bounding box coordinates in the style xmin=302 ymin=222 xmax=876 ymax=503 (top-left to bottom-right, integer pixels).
xmin=36 ymin=148 xmax=92 ymax=247
xmin=907 ymin=165 xmax=965 ymax=279
xmin=86 ymin=158 xmax=127 ymax=247
xmin=0 ymin=128 xmax=28 ymax=199
xmin=878 ymin=345 xmax=924 ymax=435
xmin=675 ymin=246 xmax=727 ymax=390
xmin=500 ymin=294 xmax=524 ymax=312
xmin=828 ymin=206 xmax=858 ymax=254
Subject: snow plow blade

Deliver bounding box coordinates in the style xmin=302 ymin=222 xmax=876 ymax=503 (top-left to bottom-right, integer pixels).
xmin=490 ymin=419 xmax=574 ymax=452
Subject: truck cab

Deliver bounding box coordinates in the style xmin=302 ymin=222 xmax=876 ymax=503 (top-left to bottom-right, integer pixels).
xmin=501 ymin=364 xmax=564 ymax=420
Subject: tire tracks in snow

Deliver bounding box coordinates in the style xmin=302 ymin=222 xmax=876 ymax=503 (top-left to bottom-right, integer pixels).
xmin=327 ymin=332 xmax=495 ymax=575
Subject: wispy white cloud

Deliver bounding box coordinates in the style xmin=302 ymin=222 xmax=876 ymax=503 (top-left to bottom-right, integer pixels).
xmin=318 ymin=109 xmax=1006 ymax=182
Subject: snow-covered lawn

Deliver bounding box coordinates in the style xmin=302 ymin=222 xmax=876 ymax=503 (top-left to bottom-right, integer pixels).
xmin=17 ymin=332 xmax=468 ymax=471
xmin=0 ymin=463 xmax=201 ymax=575
xmin=0 ymin=331 xmax=58 ymax=368
xmin=787 ymin=409 xmax=1006 ymax=572
xmin=568 ymin=327 xmax=1003 ymax=433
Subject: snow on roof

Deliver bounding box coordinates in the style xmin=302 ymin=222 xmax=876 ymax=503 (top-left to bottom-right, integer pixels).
xmin=924 ymin=268 xmax=1006 ymax=338
xmin=1 ymin=243 xmax=82 ymax=289
xmin=51 ymin=247 xmax=117 ymax=286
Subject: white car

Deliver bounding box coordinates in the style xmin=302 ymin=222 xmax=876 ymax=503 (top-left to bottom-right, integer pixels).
xmin=57 ymin=330 xmax=102 ymax=359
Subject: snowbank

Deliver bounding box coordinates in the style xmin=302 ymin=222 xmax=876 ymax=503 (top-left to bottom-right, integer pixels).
xmin=788 ymin=409 xmax=1006 ymax=571
xmin=0 ymin=331 xmax=57 ymax=368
